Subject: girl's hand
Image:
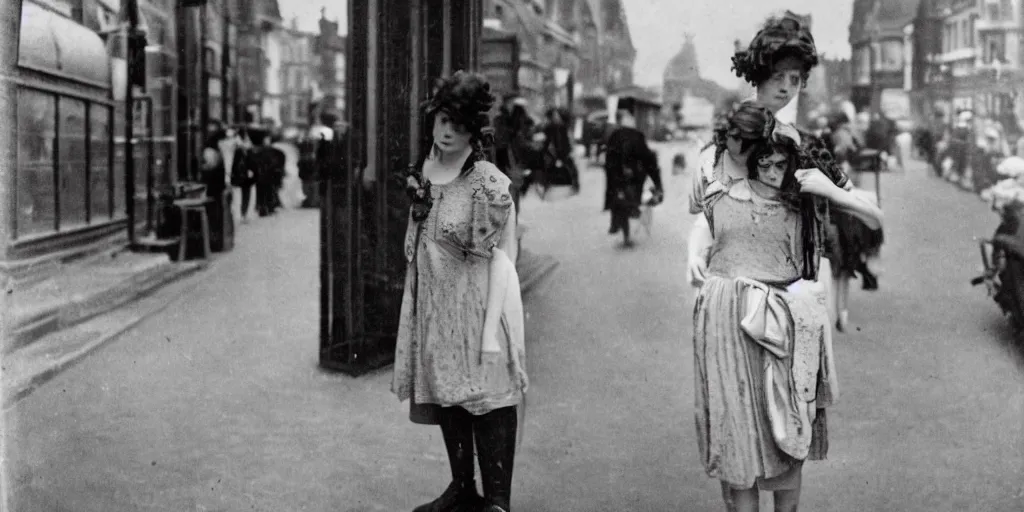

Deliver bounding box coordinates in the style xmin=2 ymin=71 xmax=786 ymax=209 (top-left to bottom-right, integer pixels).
xmin=481 ymin=330 xmax=501 ymax=365
xmin=794 ymin=168 xmax=840 ymax=199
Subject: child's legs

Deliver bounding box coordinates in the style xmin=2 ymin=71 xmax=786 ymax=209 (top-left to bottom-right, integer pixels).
xmin=837 ymin=275 xmax=850 ymax=313
xmin=772 ymin=488 xmax=801 ymax=512
xmin=760 ymin=463 xmax=803 ymax=512
xmin=720 ymin=481 xmax=759 ymax=512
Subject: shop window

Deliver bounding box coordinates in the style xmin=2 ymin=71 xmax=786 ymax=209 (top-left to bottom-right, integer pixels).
xmin=58 ymin=97 xmax=88 ymax=230
xmin=16 ymin=89 xmax=57 ymax=238
xmin=89 ymin=104 xmax=112 ymax=222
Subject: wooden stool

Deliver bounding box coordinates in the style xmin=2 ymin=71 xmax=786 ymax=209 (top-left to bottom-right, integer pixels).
xmin=175 ymin=198 xmax=212 ymax=261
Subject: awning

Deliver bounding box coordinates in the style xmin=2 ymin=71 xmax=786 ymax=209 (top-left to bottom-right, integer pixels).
xmin=19 ymin=2 xmax=113 ymax=89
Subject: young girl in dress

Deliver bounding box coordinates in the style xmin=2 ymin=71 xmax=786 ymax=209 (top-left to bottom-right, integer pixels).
xmin=692 ymin=106 xmax=882 ymax=512
xmin=391 ymin=71 xmax=526 ymax=512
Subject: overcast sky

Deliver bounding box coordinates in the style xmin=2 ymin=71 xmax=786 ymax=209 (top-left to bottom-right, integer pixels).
xmin=280 ymin=0 xmax=854 ymax=89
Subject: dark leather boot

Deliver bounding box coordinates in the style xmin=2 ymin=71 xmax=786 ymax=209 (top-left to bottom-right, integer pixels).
xmin=412 ymin=480 xmax=484 ymax=512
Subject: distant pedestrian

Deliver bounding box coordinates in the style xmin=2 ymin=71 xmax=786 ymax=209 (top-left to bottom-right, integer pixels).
xmin=603 ymin=104 xmax=663 ymax=247
xmin=229 ymin=128 xmax=256 ymax=223
xmin=392 ymin=71 xmax=526 ymax=512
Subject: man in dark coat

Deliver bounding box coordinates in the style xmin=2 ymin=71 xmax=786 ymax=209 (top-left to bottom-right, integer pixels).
xmin=603 ymin=103 xmax=663 ymax=247
xmin=540 ymin=107 xmax=580 ymax=193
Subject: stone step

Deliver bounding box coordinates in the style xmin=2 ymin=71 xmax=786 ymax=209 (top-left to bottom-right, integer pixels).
xmin=6 ymin=251 xmax=206 ymax=354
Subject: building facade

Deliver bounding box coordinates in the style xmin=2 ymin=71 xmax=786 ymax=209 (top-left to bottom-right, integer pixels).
xmin=481 ymin=0 xmax=635 ymax=116
xmin=906 ymin=0 xmax=1022 ymax=133
xmin=274 ymin=21 xmax=317 ymax=131
xmin=236 ymin=0 xmax=280 ymax=125
xmin=848 ymin=0 xmax=920 ymax=115
xmin=310 ymin=14 xmax=346 ymax=126
xmin=945 ymin=0 xmax=1020 ymax=129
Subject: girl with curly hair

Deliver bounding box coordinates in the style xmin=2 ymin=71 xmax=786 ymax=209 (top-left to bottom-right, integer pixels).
xmin=391 ymin=71 xmax=526 ymax=512
xmin=690 ymin=105 xmax=881 ymax=512
xmin=688 ymin=16 xmax=856 ymax=289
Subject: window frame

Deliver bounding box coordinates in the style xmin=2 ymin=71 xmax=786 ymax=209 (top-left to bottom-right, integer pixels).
xmin=15 ymin=85 xmax=118 ymax=240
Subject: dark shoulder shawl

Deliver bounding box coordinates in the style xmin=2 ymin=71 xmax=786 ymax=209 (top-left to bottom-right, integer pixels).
xmin=793 ymin=128 xmax=849 ymax=281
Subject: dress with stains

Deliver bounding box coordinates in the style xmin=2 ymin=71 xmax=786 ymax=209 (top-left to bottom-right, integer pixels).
xmin=392 ymin=160 xmax=527 ymax=422
xmin=692 ymin=167 xmax=837 ymax=489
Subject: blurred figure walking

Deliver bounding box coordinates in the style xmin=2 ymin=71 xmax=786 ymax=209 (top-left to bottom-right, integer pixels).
xmin=603 ymin=105 xmax=664 ymax=247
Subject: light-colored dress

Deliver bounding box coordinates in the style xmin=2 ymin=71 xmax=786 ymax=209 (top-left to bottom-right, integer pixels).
xmin=692 ymin=166 xmax=837 ymax=489
xmin=392 ymin=160 xmax=528 ymax=420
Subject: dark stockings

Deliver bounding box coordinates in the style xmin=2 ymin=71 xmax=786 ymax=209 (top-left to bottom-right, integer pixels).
xmin=473 ymin=406 xmax=518 ymax=511
xmin=421 ymin=406 xmax=517 ymax=512
xmin=439 ymin=407 xmax=476 ymax=489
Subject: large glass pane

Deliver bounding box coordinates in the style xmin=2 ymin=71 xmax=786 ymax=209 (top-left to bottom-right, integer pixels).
xmin=89 ymin=105 xmax=112 ymax=223
xmin=113 ymin=103 xmax=127 ymax=219
xmin=16 ymin=89 xmax=57 ymax=238
xmin=58 ymin=97 xmax=88 ymax=230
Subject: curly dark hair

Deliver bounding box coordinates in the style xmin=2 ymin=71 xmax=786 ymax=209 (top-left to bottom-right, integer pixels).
xmin=420 ymin=70 xmax=496 ymax=153
xmin=731 ymin=16 xmax=819 ymax=87
xmin=746 ymin=134 xmax=801 ymax=204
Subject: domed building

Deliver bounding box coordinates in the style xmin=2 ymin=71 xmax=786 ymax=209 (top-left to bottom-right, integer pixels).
xmin=662 ymin=33 xmax=731 ymax=125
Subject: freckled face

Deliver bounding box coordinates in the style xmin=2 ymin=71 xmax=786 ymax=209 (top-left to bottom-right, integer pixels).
xmin=756 ymin=151 xmax=788 ymax=188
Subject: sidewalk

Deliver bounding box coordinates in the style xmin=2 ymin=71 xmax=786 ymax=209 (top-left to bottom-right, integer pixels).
xmin=3 ymin=248 xmax=208 ymax=409
xmin=6 ymin=156 xmax=1023 ymax=511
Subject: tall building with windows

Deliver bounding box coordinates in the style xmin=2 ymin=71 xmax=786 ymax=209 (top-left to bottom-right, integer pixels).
xmin=273 ymin=20 xmax=318 ymax=131
xmin=849 ymin=0 xmax=920 ymax=114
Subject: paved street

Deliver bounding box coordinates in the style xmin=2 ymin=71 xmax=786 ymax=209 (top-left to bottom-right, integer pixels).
xmin=6 ymin=150 xmax=1024 ymax=511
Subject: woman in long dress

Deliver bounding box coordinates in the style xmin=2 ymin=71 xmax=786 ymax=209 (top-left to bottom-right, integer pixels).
xmin=692 ymin=105 xmax=882 ymax=511
xmin=391 ymin=71 xmax=526 ymax=512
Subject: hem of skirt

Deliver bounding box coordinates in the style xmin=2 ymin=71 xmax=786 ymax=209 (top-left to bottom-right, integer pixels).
xmin=412 ymin=394 xmax=523 ymax=414
xmin=401 ymin=388 xmax=524 ymax=425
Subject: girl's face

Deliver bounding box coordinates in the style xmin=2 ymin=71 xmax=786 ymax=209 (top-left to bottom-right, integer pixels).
xmin=755 ymin=151 xmax=788 ymax=189
xmin=756 ymin=57 xmax=804 ymax=113
xmin=432 ymin=111 xmax=472 ymax=155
